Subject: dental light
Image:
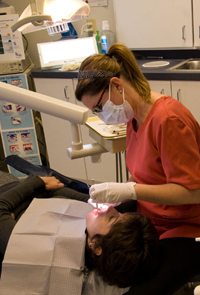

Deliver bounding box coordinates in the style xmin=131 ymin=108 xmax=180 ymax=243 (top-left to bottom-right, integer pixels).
xmin=11 ymin=0 xmax=90 ymax=35
xmin=0 ymin=82 xmax=107 ymax=159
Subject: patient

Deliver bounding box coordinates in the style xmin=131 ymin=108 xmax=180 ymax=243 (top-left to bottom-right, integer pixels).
xmin=0 ymin=170 xmax=160 ymax=291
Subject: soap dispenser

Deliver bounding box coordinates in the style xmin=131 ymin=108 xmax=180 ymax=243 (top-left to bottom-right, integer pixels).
xmin=101 ymin=20 xmax=116 ymax=54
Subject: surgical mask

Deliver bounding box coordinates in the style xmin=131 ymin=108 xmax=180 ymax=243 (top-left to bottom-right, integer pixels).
xmin=98 ymin=84 xmax=134 ymax=125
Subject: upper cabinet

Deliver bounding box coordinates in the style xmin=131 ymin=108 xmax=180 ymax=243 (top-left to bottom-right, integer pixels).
xmin=113 ymin=0 xmax=199 ymax=49
xmin=193 ymin=0 xmax=200 ymax=47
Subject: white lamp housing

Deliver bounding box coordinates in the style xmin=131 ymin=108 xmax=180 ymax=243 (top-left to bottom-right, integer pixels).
xmin=11 ymin=0 xmax=90 ymax=35
xmin=0 ymin=82 xmax=107 ymax=159
xmin=0 ymin=82 xmax=88 ymax=124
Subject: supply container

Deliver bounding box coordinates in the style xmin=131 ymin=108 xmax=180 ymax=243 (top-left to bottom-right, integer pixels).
xmin=101 ymin=20 xmax=116 ymax=54
xmin=96 ymin=30 xmax=102 ymax=53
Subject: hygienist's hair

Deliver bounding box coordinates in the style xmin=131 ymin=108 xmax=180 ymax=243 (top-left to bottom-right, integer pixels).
xmin=75 ymin=43 xmax=151 ymax=103
xmin=85 ymin=212 xmax=160 ymax=288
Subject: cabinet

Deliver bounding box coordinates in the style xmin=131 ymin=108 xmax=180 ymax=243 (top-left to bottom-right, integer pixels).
xmin=33 ymin=77 xmax=127 ymax=183
xmin=148 ymin=79 xmax=200 ymax=124
xmin=148 ymin=80 xmax=172 ymax=96
xmin=113 ymin=0 xmax=199 ymax=49
xmin=171 ymin=81 xmax=200 ymax=124
xmin=33 ymin=78 xmax=86 ymax=181
xmin=193 ymin=0 xmax=200 ymax=47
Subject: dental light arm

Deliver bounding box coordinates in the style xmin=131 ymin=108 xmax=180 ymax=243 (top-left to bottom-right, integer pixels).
xmin=11 ymin=14 xmax=52 ymax=32
xmin=0 ymin=82 xmax=87 ymax=124
xmin=0 ymin=82 xmax=107 ymax=159
xmin=11 ymin=0 xmax=90 ymax=35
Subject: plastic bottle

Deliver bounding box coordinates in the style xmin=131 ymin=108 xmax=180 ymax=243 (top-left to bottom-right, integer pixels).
xmin=96 ymin=30 xmax=102 ymax=53
xmin=101 ymin=20 xmax=116 ymax=54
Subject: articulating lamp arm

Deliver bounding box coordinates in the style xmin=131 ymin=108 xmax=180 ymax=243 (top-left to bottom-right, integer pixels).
xmin=11 ymin=15 xmax=52 ymax=32
xmin=0 ymin=82 xmax=107 ymax=159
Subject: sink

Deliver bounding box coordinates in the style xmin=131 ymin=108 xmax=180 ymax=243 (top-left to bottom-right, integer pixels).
xmin=170 ymin=59 xmax=200 ymax=70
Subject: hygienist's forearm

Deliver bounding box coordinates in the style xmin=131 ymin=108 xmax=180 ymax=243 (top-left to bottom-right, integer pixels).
xmin=135 ymin=183 xmax=200 ymax=205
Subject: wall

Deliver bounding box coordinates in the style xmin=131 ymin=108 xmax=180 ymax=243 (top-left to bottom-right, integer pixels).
xmin=3 ymin=0 xmax=116 ymax=68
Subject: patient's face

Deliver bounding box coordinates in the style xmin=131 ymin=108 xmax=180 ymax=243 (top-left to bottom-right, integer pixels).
xmin=86 ymin=206 xmax=121 ymax=240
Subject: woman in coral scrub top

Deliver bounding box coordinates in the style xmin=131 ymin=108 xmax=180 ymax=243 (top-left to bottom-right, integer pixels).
xmin=75 ymin=42 xmax=200 ymax=295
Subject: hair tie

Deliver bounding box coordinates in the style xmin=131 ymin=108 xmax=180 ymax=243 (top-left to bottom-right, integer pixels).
xmin=106 ymin=53 xmax=112 ymax=58
xmin=78 ymin=69 xmax=114 ymax=81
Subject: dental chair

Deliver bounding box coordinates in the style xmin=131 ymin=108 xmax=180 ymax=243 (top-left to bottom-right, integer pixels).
xmin=4 ymin=155 xmax=89 ymax=194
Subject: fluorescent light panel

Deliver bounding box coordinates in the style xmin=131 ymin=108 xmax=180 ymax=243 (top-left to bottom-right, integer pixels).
xmin=37 ymin=36 xmax=98 ymax=69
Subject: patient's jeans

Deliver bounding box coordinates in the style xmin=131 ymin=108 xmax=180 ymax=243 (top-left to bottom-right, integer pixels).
xmin=0 ymin=170 xmax=18 ymax=186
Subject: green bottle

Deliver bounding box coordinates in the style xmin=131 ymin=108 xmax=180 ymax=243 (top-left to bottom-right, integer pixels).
xmin=96 ymin=30 xmax=102 ymax=53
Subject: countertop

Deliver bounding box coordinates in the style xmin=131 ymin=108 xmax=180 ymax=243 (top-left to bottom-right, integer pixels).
xmin=31 ymin=59 xmax=200 ymax=81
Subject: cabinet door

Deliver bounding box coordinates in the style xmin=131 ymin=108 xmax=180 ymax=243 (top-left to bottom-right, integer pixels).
xmin=113 ymin=0 xmax=193 ymax=49
xmin=33 ymin=78 xmax=88 ymax=181
xmin=193 ymin=0 xmax=200 ymax=47
xmin=148 ymin=80 xmax=172 ymax=96
xmin=72 ymin=79 xmax=128 ymax=183
xmin=171 ymin=81 xmax=200 ymax=124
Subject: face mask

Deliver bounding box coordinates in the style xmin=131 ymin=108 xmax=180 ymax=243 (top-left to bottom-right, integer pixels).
xmin=98 ymin=84 xmax=134 ymax=125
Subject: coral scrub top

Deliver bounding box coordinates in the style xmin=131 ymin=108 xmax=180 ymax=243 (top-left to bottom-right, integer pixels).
xmin=126 ymin=96 xmax=200 ymax=239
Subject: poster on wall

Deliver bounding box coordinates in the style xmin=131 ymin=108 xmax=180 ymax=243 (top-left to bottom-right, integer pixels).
xmin=0 ymin=73 xmax=41 ymax=178
xmin=0 ymin=14 xmax=25 ymax=61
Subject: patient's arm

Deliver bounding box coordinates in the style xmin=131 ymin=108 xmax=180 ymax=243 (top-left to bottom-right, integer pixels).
xmin=0 ymin=175 xmax=85 ymax=260
xmin=40 ymin=176 xmax=64 ymax=191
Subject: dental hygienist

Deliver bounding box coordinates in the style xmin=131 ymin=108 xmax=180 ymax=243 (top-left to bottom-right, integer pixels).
xmin=75 ymin=43 xmax=200 ymax=295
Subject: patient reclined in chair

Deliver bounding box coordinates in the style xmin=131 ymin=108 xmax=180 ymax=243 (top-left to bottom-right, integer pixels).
xmin=0 ymin=198 xmax=129 ymax=295
xmin=0 ymin=156 xmax=130 ymax=295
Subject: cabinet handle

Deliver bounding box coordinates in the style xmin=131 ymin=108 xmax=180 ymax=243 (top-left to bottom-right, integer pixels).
xmin=177 ymin=89 xmax=181 ymax=102
xmin=182 ymin=25 xmax=186 ymax=40
xmin=64 ymin=86 xmax=70 ymax=101
xmin=160 ymin=89 xmax=165 ymax=95
xmin=199 ymin=26 xmax=200 ymax=39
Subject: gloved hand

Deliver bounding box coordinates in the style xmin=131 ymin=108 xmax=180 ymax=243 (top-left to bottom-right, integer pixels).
xmin=87 ymin=198 xmax=98 ymax=208
xmin=89 ymin=182 xmax=137 ymax=204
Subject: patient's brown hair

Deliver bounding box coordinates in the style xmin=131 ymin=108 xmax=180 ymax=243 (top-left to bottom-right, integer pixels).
xmin=85 ymin=212 xmax=160 ymax=288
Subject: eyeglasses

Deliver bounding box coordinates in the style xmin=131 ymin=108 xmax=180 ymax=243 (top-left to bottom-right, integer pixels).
xmin=92 ymin=88 xmax=106 ymax=115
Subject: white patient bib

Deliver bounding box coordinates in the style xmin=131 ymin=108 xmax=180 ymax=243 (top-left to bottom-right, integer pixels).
xmin=0 ymin=198 xmax=91 ymax=295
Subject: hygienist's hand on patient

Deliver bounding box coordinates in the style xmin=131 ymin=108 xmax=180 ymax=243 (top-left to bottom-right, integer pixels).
xmin=89 ymin=182 xmax=137 ymax=204
xmin=87 ymin=198 xmax=98 ymax=208
xmin=40 ymin=176 xmax=64 ymax=191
